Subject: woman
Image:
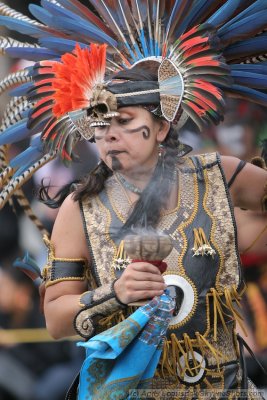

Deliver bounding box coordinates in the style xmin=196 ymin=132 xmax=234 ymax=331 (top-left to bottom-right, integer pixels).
xmin=39 ymin=66 xmax=266 ymax=399
xmin=1 ymin=1 xmax=267 ymax=399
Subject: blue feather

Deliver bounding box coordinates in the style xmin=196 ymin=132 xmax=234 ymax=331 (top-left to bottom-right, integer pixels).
xmin=231 ymin=71 xmax=267 ymax=89
xmin=13 ymin=161 xmax=39 ymax=178
xmin=231 ymin=64 xmax=267 ymax=75
xmin=165 ymin=0 xmax=191 ymax=38
xmin=0 ymin=16 xmax=46 ymax=38
xmin=9 ymin=82 xmax=34 ymax=97
xmin=219 ymin=12 xmax=267 ymax=43
xmin=47 ymin=16 xmax=117 ymax=47
xmin=0 ymin=119 xmax=44 ymax=146
xmin=219 ymin=0 xmax=267 ymax=32
xmin=13 ymin=252 xmax=41 ymax=280
xmin=39 ymin=37 xmax=90 ymax=53
xmin=41 ymin=0 xmax=83 ymax=17
xmin=11 ymin=150 xmax=45 ymax=170
xmin=6 ymin=47 xmax=60 ymax=62
xmin=30 ymin=2 xmax=92 ymax=28
xmin=35 ymin=1 xmax=78 ymax=20
xmin=0 ymin=120 xmax=29 ymax=145
xmin=12 ymin=138 xmax=50 ymax=176
xmin=207 ymin=0 xmax=244 ymax=28
xmin=224 ymin=34 xmax=267 ymax=60
xmin=172 ymin=0 xmax=209 ymax=38
xmin=225 ymin=84 xmax=267 ymax=107
xmin=28 ymin=4 xmax=55 ymax=27
xmin=10 ymin=144 xmax=44 ymax=169
xmin=30 ymin=2 xmax=117 ymax=47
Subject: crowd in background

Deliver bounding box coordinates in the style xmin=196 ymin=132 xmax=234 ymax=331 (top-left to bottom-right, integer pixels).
xmin=0 ymin=1 xmax=266 ymax=399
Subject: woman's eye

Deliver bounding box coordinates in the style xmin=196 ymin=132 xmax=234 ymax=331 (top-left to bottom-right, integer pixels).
xmin=118 ymin=118 xmax=131 ymax=124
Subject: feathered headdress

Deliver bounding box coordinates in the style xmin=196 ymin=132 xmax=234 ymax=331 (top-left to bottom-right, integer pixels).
xmin=1 ymin=0 xmax=267 ymax=229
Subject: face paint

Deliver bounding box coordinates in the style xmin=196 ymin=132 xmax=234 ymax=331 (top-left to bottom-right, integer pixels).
xmin=94 ymin=124 xmax=151 ymax=141
xmin=94 ymin=107 xmax=164 ymax=175
xmin=123 ymin=125 xmax=151 ymax=140
xmin=111 ymin=156 xmax=123 ymax=171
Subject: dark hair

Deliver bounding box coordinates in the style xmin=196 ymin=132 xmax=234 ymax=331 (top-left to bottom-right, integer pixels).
xmin=38 ymin=162 xmax=112 ymax=208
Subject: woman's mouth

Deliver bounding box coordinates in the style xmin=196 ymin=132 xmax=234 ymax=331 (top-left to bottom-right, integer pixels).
xmin=107 ymin=150 xmax=125 ymax=156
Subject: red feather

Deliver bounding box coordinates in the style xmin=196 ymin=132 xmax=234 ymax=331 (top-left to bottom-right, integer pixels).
xmin=33 ymin=78 xmax=54 ymax=87
xmin=182 ymin=43 xmax=211 ymax=60
xmin=42 ymin=119 xmax=58 ymax=140
xmin=180 ymin=26 xmax=200 ymax=42
xmin=51 ymin=43 xmax=107 ymax=117
xmin=31 ymin=104 xmax=53 ymax=119
xmin=34 ymin=96 xmax=54 ymax=111
xmin=190 ymin=90 xmax=219 ymax=112
xmin=183 ymin=100 xmax=206 ymax=117
xmin=180 ymin=36 xmax=209 ymax=51
xmin=61 ymin=148 xmax=72 ymax=161
xmin=185 ymin=56 xmax=221 ymax=68
xmin=39 ymin=60 xmax=57 ymax=69
xmin=194 ymin=79 xmax=223 ymax=100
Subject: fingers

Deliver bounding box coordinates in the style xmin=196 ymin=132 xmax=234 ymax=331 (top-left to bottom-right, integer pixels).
xmin=129 ymin=271 xmax=165 ymax=282
xmin=130 ymin=262 xmax=162 ymax=275
xmin=113 ymin=261 xmax=167 ymax=304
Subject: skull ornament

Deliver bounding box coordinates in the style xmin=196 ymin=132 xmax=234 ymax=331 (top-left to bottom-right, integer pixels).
xmin=89 ymin=84 xmax=119 ymax=127
xmin=68 ymin=84 xmax=120 ymax=141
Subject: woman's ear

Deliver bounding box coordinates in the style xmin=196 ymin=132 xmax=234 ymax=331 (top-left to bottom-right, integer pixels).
xmin=156 ymin=119 xmax=171 ymax=142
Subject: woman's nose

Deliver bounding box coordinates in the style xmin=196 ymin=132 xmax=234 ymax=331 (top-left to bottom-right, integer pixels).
xmin=104 ymin=123 xmax=119 ymax=142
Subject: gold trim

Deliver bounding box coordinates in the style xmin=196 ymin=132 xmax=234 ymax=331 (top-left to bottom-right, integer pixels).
xmin=165 ymin=159 xmax=199 ymax=329
xmin=200 ymin=155 xmax=224 ymax=292
xmin=95 ymin=196 xmax=118 ymax=282
xmin=45 ymin=276 xmax=85 ymax=287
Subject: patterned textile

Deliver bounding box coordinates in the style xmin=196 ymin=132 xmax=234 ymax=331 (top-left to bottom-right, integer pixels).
xmin=77 ymin=293 xmax=175 ymax=400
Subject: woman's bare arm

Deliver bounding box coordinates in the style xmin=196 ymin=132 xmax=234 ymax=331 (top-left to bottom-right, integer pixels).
xmin=221 ymin=155 xmax=267 ymax=211
xmin=44 ymin=194 xmax=89 ymax=339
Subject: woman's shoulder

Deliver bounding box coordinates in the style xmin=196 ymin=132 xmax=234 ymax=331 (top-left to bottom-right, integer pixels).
xmin=51 ymin=193 xmax=88 ymax=258
xmin=179 ymin=151 xmax=219 ymax=171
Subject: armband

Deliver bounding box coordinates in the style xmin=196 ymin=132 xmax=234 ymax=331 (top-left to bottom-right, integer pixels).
xmin=74 ymin=279 xmax=126 ymax=339
xmin=42 ymin=235 xmax=87 ymax=287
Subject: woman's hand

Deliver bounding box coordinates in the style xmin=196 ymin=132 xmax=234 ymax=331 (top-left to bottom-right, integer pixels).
xmin=113 ymin=262 xmax=166 ymax=304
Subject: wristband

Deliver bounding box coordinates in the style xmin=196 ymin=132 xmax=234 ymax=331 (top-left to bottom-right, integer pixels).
xmin=74 ymin=280 xmax=126 ymax=339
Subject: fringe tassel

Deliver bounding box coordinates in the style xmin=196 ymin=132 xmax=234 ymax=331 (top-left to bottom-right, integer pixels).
xmin=210 ymin=286 xmax=247 ymax=341
xmin=159 ymin=332 xmax=227 ymax=379
xmin=85 ymin=267 xmax=98 ymax=290
xmin=195 ymin=332 xmax=227 ymax=371
xmin=192 ymin=227 xmax=216 ymax=257
xmin=113 ymin=240 xmax=131 ymax=270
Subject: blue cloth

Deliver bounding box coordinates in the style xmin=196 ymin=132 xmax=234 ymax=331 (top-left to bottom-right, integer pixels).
xmin=77 ymin=292 xmax=174 ymax=400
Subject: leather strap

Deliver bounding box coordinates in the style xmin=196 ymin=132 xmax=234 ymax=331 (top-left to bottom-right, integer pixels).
xmin=43 ymin=259 xmax=87 ymax=287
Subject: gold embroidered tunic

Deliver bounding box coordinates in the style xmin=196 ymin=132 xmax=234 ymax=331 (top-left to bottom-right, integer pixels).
xmin=80 ymin=153 xmax=262 ymax=400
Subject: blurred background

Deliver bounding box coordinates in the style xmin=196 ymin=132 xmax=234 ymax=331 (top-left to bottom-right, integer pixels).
xmin=0 ymin=1 xmax=267 ymax=399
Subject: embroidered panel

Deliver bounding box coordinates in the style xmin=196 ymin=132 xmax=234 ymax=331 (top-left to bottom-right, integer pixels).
xmin=203 ymin=153 xmax=241 ymax=289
